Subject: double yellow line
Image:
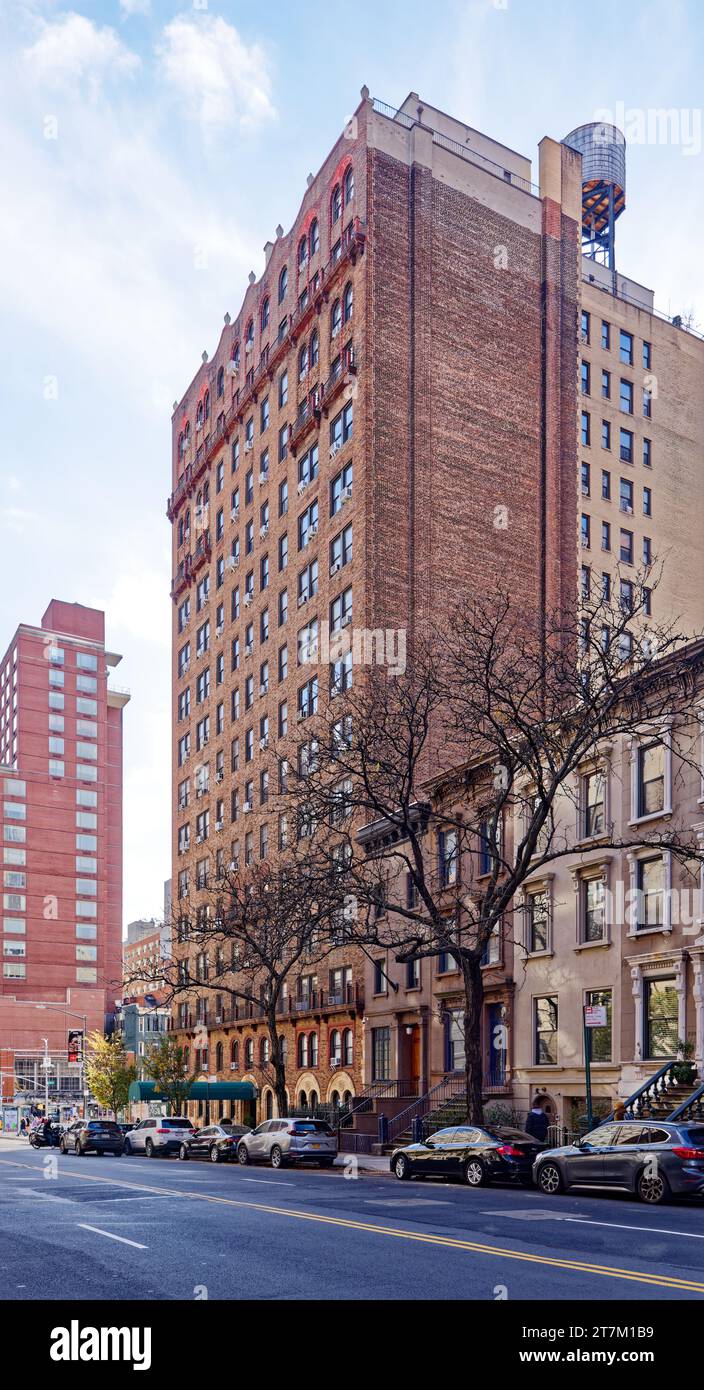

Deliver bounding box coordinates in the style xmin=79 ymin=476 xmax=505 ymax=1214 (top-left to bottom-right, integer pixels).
xmin=1 ymin=1156 xmax=702 ymax=1293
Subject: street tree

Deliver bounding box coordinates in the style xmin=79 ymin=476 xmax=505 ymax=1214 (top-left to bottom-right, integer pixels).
xmin=84 ymin=1032 xmax=136 ymax=1119
xmin=282 ymin=574 xmax=704 ymax=1123
xmin=141 ymin=1035 xmax=197 ymax=1117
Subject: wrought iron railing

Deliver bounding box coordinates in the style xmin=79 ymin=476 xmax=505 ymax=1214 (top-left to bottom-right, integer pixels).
xmin=604 ymin=1060 xmax=685 ymax=1122
xmin=386 ymin=1075 xmax=467 ymax=1145
xmin=669 ymin=1080 xmax=704 ymax=1123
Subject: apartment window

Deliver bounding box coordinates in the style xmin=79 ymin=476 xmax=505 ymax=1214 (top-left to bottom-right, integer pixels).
xmin=645 ymin=978 xmax=677 ymax=1058
xmin=643 ymin=486 xmax=652 ymax=518
xmin=580 ymin=310 xmax=590 ymax=344
xmin=438 ymin=828 xmax=459 ymax=887
xmin=642 ymin=341 xmax=652 ymax=370
xmin=49 ymin=670 xmax=64 ymax=688
xmin=601 ymin=320 xmax=610 ymax=350
xmin=581 ymin=411 xmax=590 ymax=447
xmin=619 ymin=528 xmax=633 ymax=564
xmin=534 ymin=997 xmax=558 ymax=1065
xmin=580 ymin=513 xmax=590 ymax=549
xmin=330 ymin=587 xmax=352 ymax=634
xmin=581 ymin=877 xmax=606 ymax=943
xmin=601 ymin=573 xmax=611 ymax=602
xmin=619 ymin=428 xmax=633 ymax=463
xmin=583 ymin=770 xmax=605 ymax=837
xmin=619 ymin=329 xmax=633 ymax=365
xmin=49 ymin=760 xmax=65 ymax=779
xmin=643 ymin=536 xmax=652 ymax=566
xmin=526 ymin=890 xmax=549 ymax=953
xmin=643 ymin=437 xmax=652 ymax=468
xmin=279 ymin=424 xmax=289 ymax=462
xmin=260 ymin=396 xmax=270 ymax=432
xmin=580 ymin=462 xmax=590 ymax=497
xmin=260 ymin=554 xmax=269 ymax=590
xmin=331 ymin=462 xmax=353 ymax=515
xmin=643 ymin=386 xmax=652 ymax=419
xmin=619 ymin=477 xmax=633 ymax=514
xmin=580 ymin=360 xmax=590 ymax=395
xmin=371 ymin=1027 xmax=390 ymax=1082
xmin=298 ymin=560 xmax=318 ymax=605
xmin=601 ymin=469 xmax=611 ymax=500
xmin=298 ymin=676 xmax=318 ymax=720
xmin=278 ymin=370 xmax=288 ymax=408
xmin=619 ymin=378 xmax=634 ymax=414
xmin=278 ymin=589 xmax=288 ymax=626
xmin=580 ymin=564 xmax=591 ymax=602
xmin=601 ymin=419 xmax=611 ymax=450
xmin=232 ymin=438 xmax=240 ymax=473
xmin=637 ymin=741 xmax=665 ymax=817
xmin=298 ymin=500 xmax=319 ymax=550
xmin=298 ymin=443 xmax=318 ymax=487
xmin=278 ymin=533 xmax=288 ymax=572
xmin=637 ymin=857 xmax=664 ymax=930
xmin=330 ymin=649 xmax=352 ymax=695
xmin=601 ymin=369 xmax=611 ymax=399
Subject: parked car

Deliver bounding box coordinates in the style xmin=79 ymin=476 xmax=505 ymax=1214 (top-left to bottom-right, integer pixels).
xmin=237 ymin=1118 xmax=338 ymax=1169
xmin=178 ymin=1123 xmax=251 ymax=1163
xmin=390 ymin=1125 xmax=545 ymax=1186
xmin=533 ymin=1120 xmax=704 ymax=1205
xmin=123 ymin=1117 xmax=194 ymax=1157
xmin=60 ymin=1120 xmax=124 ymax=1157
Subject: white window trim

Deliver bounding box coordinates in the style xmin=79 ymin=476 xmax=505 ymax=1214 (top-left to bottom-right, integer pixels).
xmin=570 ymin=857 xmax=613 ymax=948
xmin=520 ymin=874 xmax=554 ymax=957
xmin=628 ymin=720 xmax=673 ymax=826
xmin=626 ymin=847 xmax=673 ymax=937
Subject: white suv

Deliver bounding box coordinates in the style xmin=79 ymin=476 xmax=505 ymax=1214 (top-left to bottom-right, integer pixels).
xmin=123 ymin=1117 xmax=194 ymax=1157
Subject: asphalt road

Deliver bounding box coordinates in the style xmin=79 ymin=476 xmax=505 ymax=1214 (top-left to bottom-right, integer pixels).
xmin=2 ymin=1137 xmax=704 ymax=1301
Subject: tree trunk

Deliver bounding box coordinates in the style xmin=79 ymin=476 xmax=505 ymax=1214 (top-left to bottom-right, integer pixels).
xmin=461 ymin=953 xmax=485 ymax=1125
xmin=268 ymin=1011 xmax=289 ymax=1118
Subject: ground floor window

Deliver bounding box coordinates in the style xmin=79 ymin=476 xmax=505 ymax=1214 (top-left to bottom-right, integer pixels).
xmin=371 ymin=1026 xmax=390 ymax=1081
xmin=645 ymin=977 xmax=678 ymax=1059
xmin=444 ymin=1010 xmax=466 ymax=1073
xmin=585 ymin=988 xmax=612 ymax=1061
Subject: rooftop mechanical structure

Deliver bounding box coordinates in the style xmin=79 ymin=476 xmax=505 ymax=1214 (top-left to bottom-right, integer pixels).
xmin=564 ymin=122 xmax=626 ymax=270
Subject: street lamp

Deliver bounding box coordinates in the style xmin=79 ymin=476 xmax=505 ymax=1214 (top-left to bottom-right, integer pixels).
xmin=18 ymin=1002 xmax=89 ymax=1119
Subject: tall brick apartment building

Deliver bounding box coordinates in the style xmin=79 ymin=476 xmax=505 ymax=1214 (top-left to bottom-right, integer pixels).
xmin=0 ymin=601 xmax=128 ymax=1115
xmin=167 ymin=89 xmax=582 ymax=1123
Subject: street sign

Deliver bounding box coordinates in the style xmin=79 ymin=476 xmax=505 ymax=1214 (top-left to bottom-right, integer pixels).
xmin=584 ymin=1005 xmax=607 ymax=1028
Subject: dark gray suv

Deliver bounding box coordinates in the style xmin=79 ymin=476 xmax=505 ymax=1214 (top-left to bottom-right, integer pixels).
xmin=533 ymin=1120 xmax=704 ymax=1204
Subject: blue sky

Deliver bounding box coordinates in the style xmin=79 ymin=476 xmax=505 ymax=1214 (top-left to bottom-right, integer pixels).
xmin=1 ymin=0 xmax=702 ymax=928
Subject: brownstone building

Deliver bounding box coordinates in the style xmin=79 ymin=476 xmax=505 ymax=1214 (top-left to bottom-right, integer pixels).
xmin=167 ymin=88 xmax=583 ymax=1123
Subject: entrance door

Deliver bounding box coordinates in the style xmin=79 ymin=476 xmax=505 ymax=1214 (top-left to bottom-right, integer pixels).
xmin=486 ymin=1004 xmax=506 ymax=1086
xmin=410 ymin=1026 xmax=421 ymax=1093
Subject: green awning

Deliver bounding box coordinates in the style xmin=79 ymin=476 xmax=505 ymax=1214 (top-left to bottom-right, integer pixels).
xmin=128 ymin=1080 xmax=257 ymax=1103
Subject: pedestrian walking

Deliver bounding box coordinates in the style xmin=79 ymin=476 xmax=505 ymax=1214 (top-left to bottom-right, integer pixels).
xmin=524 ymin=1096 xmax=549 ymax=1143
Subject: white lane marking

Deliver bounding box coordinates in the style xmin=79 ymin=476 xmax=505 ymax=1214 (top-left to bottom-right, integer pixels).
xmin=77 ymin=1224 xmax=148 ymax=1249
xmin=240 ymin=1178 xmax=295 ymax=1187
xmin=565 ymin=1216 xmax=704 ymax=1240
xmin=364 ymin=1198 xmax=451 ymax=1207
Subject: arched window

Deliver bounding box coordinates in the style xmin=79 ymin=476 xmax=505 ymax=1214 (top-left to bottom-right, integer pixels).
xmin=310 ymin=328 xmax=319 ymax=368
xmin=330 ymin=1030 xmax=342 ymax=1065
xmin=279 ymin=1034 xmax=287 ymax=1065
xmin=178 ymin=517 xmax=184 ymax=547
xmin=331 ymin=1090 xmax=340 ymax=1107
xmin=298 ymin=235 xmax=308 ymax=269
xmin=278 ymin=265 xmax=288 ymax=303
xmin=343 ymin=1089 xmax=352 ymax=1106
xmin=331 ymin=183 xmax=342 ymax=224
xmin=260 ymin=1036 xmax=270 ymax=1065
xmin=245 ymin=1038 xmax=254 ymax=1068
xmin=217 ymin=366 xmax=224 ymax=398
xmin=183 ymin=1048 xmax=190 ymax=1070
xmin=309 ymin=219 xmax=319 ymax=258
xmin=196 ymin=401 xmax=204 ymax=429
xmin=184 ymin=508 xmax=190 ymax=536
xmin=298 ymin=344 xmax=309 ymax=381
xmin=260 ymin=296 xmax=270 ymax=331
xmin=232 ymin=342 xmax=241 ymax=371
xmin=265 ymin=1089 xmax=273 ymax=1119
xmin=299 ymin=1090 xmax=307 ymax=1110
xmin=310 ymin=1090 xmax=318 ymax=1110
xmin=344 ymin=165 xmax=354 ymax=205
xmin=310 ymin=1032 xmax=319 ymax=1067
xmin=177 ymin=431 xmax=184 ymax=460
xmin=245 ymin=319 xmax=254 ymax=352
xmin=204 ymin=389 xmax=210 ymax=419
xmin=215 ymin=1042 xmax=223 ymax=1072
xmin=331 ymin=299 xmax=342 ymax=338
xmin=343 ymin=282 xmax=353 ymax=323
xmin=203 ymin=480 xmax=210 ymax=505
xmin=230 ymin=1039 xmax=239 ymax=1069
xmin=298 ymin=1033 xmax=309 ymax=1068
xmin=343 ymin=1029 xmax=353 ymax=1066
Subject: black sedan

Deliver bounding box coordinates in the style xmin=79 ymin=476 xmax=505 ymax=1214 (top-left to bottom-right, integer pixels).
xmin=533 ymin=1120 xmax=704 ymax=1205
xmin=390 ymin=1124 xmax=545 ymax=1186
xmin=60 ymin=1120 xmax=124 ymax=1156
xmin=178 ymin=1123 xmax=252 ymax=1163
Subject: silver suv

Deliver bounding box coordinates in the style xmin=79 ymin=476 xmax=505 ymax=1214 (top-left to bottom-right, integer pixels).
xmin=123 ymin=1117 xmax=194 ymax=1157
xmin=237 ymin=1118 xmax=338 ymax=1169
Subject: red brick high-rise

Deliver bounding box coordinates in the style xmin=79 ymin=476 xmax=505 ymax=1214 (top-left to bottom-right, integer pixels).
xmin=0 ymin=600 xmax=128 ymax=1111
xmin=167 ymin=91 xmax=581 ymax=1122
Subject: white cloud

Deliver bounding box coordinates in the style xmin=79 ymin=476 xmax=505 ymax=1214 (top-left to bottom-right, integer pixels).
xmin=120 ymin=0 xmax=151 ymax=14
xmin=24 ymin=12 xmax=140 ymax=91
xmin=156 ymin=14 xmax=276 ymax=134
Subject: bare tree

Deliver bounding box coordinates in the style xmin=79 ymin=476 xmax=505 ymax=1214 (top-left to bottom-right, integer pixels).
xmin=281 ymin=573 xmax=704 ymax=1123
xmin=131 ymin=847 xmax=348 ymax=1119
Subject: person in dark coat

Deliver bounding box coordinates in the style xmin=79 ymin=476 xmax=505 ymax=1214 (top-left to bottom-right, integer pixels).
xmin=524 ymin=1097 xmax=549 ymax=1143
